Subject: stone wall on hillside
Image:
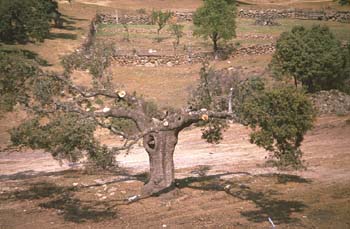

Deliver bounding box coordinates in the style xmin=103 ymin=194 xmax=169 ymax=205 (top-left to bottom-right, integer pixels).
xmin=310 ymin=90 xmax=350 ymax=115
xmin=238 ymin=9 xmax=350 ymax=23
xmin=111 ymin=43 xmax=276 ymax=66
xmin=97 ymin=9 xmax=350 ymax=25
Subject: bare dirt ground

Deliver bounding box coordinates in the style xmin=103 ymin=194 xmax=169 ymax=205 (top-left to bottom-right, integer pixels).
xmin=1 ymin=115 xmax=349 ymax=228
xmin=1 ymin=0 xmax=350 ymax=228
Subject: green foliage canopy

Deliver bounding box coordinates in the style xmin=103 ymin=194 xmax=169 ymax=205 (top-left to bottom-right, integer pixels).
xmin=0 ymin=0 xmax=61 ymax=43
xmin=193 ymin=0 xmax=237 ymax=52
xmin=334 ymin=0 xmax=350 ymax=6
xmin=270 ymin=25 xmax=349 ymax=93
xmin=242 ymin=86 xmax=315 ymax=169
xmin=0 ymin=49 xmax=50 ymax=111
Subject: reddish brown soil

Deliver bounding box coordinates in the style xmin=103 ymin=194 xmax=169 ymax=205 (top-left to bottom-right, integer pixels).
xmin=1 ymin=116 xmax=349 ymax=228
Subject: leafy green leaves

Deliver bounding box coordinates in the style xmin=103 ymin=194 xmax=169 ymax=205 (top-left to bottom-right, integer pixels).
xmin=193 ymin=0 xmax=236 ymax=52
xmin=10 ymin=114 xmax=96 ymax=161
xmin=242 ymin=87 xmax=315 ymax=169
xmin=0 ymin=49 xmax=41 ymax=111
xmin=270 ymin=25 xmax=349 ymax=93
xmin=0 ymin=0 xmax=59 ymax=43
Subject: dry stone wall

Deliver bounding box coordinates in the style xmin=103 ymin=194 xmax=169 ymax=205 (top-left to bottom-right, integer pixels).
xmin=310 ymin=90 xmax=350 ymax=115
xmin=238 ymin=9 xmax=350 ymax=23
xmin=111 ymin=43 xmax=276 ymax=66
xmin=97 ymin=9 xmax=350 ymax=25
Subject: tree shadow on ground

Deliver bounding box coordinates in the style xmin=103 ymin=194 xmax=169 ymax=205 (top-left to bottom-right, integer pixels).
xmin=59 ymin=17 xmax=83 ymax=31
xmin=48 ymin=32 xmax=77 ymax=40
xmin=0 ymin=181 xmax=116 ymax=223
xmin=0 ymin=169 xmax=84 ymax=181
xmin=174 ymin=172 xmax=309 ymax=225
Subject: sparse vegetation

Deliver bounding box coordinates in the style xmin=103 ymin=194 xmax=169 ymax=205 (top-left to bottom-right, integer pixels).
xmin=168 ymin=23 xmax=185 ymax=52
xmin=151 ymin=10 xmax=173 ymax=42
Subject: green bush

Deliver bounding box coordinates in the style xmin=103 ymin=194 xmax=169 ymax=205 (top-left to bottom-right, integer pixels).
xmin=0 ymin=49 xmax=41 ymax=111
xmin=241 ymin=86 xmax=315 ymax=169
xmin=334 ymin=0 xmax=349 ymax=6
xmin=61 ymin=41 xmax=116 ymax=79
xmin=270 ymin=25 xmax=349 ymax=93
xmin=10 ymin=114 xmax=97 ymax=162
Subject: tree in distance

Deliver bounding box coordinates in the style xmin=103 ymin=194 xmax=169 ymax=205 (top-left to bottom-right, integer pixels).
xmin=193 ymin=0 xmax=237 ymax=53
xmin=151 ymin=10 xmax=173 ymax=42
xmin=334 ymin=0 xmax=350 ymax=6
xmin=270 ymin=25 xmax=350 ymax=93
xmin=0 ymin=0 xmax=62 ymax=44
xmin=168 ymin=23 xmax=185 ymax=53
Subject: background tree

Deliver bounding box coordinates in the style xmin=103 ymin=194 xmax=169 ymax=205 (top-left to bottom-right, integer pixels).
xmin=334 ymin=0 xmax=350 ymax=5
xmin=270 ymin=25 xmax=349 ymax=93
xmin=193 ymin=0 xmax=237 ymax=53
xmin=168 ymin=23 xmax=184 ymax=53
xmin=151 ymin=10 xmax=173 ymax=42
xmin=0 ymin=0 xmax=61 ymax=43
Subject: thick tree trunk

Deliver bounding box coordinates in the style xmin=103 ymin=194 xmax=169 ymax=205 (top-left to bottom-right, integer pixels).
xmin=142 ymin=130 xmax=178 ymax=196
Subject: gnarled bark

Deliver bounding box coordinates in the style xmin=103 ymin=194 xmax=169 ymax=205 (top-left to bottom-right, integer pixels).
xmin=142 ymin=130 xmax=178 ymax=196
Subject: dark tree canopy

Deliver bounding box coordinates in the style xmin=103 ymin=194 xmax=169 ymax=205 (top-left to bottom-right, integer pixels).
xmin=335 ymin=0 xmax=350 ymax=5
xmin=0 ymin=0 xmax=61 ymax=43
xmin=270 ymin=25 xmax=350 ymax=93
xmin=193 ymin=0 xmax=237 ymax=52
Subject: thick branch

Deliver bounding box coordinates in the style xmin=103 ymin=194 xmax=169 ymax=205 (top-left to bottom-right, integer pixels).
xmin=53 ymin=74 xmax=145 ymax=110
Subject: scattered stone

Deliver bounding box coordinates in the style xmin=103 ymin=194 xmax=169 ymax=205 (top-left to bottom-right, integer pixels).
xmin=94 ymin=179 xmax=105 ymax=184
xmin=72 ymin=183 xmax=79 ymax=187
xmin=163 ymin=121 xmax=169 ymax=127
xmin=128 ymin=195 xmax=140 ymax=202
xmin=309 ymin=90 xmax=350 ymax=115
xmin=103 ymin=107 xmax=111 ymax=113
xmin=254 ymin=15 xmax=280 ymax=26
xmin=145 ymin=62 xmax=156 ymax=67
